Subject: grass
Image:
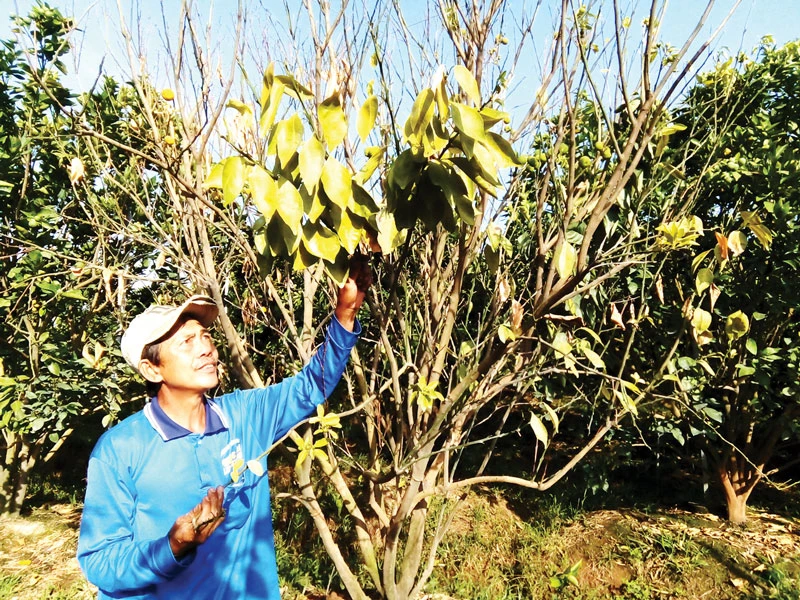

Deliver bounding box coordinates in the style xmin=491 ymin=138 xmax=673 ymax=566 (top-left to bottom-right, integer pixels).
xmin=3 ymin=460 xmax=799 ymax=599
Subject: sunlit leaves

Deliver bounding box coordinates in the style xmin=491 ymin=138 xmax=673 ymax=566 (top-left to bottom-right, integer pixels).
xmin=411 ymin=377 xmax=444 ymax=412
xmin=249 ymin=166 xmax=278 ymax=219
xmin=554 ymin=241 xmax=577 ymax=279
xmin=740 ymin=210 xmax=773 ymax=249
xmin=319 ymin=94 xmax=348 ymax=148
xmin=655 ymin=216 xmax=703 ymax=251
xmin=275 ymin=114 xmax=304 ymax=166
xmin=529 ymin=413 xmax=549 ymax=447
xmin=298 ymin=136 xmax=325 ymax=193
xmin=695 ymin=268 xmax=713 ymax=295
xmin=453 ymin=65 xmax=481 ymax=105
xmin=222 ymin=156 xmax=246 ymax=206
xmin=725 ymin=310 xmax=749 ymax=340
xmin=357 ymin=95 xmax=378 ymax=143
xmin=320 ymin=156 xmax=353 ymax=210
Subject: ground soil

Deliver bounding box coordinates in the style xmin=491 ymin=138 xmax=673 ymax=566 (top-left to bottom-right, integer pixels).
xmin=1 ymin=499 xmax=798 ymax=599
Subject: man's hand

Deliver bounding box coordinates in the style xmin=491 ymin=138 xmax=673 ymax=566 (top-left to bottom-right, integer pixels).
xmin=335 ymin=253 xmax=373 ymax=331
xmin=168 ymin=486 xmax=226 ymax=559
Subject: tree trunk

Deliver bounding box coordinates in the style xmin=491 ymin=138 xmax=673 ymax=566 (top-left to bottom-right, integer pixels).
xmin=1 ymin=434 xmax=36 ymax=515
xmin=717 ymin=460 xmax=756 ymax=524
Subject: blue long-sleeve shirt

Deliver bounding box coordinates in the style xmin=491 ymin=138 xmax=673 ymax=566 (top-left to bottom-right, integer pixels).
xmin=78 ymin=318 xmax=359 ymax=599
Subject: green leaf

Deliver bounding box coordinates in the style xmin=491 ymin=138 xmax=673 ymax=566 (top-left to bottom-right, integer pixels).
xmin=325 ymin=250 xmax=350 ymax=286
xmin=350 ymin=182 xmax=379 ymax=219
xmin=298 ymin=136 xmax=326 ymax=193
xmin=222 ymin=156 xmax=246 ymax=206
xmin=745 ymin=338 xmax=758 ymax=355
xmin=357 ymin=95 xmax=378 ymax=143
xmin=319 ymin=94 xmax=348 ymax=149
xmin=581 ymin=346 xmax=605 ymax=370
xmin=60 ymin=289 xmax=86 ymax=300
xmin=453 ymin=65 xmax=481 ymax=105
xmin=388 ymin=149 xmax=423 ymax=190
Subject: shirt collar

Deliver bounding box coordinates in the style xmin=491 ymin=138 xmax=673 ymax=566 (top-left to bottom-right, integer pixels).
xmin=144 ymin=396 xmax=228 ymax=441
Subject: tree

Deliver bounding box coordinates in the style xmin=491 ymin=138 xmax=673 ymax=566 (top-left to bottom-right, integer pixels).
xmin=0 ymin=4 xmax=149 ymax=514
xmin=8 ymin=0 xmax=745 ymax=596
xmin=636 ymin=40 xmax=800 ymax=523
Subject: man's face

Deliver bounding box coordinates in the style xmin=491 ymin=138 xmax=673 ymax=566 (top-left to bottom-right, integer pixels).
xmin=145 ymin=318 xmax=219 ymax=393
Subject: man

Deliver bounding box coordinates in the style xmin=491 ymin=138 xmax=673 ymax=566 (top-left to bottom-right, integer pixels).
xmin=77 ymin=259 xmax=371 ymax=599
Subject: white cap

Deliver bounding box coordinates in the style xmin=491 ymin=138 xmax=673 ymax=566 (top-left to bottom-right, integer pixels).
xmin=120 ymin=295 xmax=219 ymax=374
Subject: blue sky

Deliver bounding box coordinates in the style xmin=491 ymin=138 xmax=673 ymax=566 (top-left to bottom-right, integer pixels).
xmin=3 ymin=0 xmax=799 ymax=106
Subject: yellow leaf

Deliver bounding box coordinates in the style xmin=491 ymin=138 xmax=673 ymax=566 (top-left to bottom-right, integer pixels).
xmin=404 ymin=89 xmax=435 ymax=145
xmin=728 ymin=230 xmax=747 ymax=256
xmin=357 ymin=95 xmax=378 ymax=143
xmin=453 ymin=65 xmax=481 ymax=105
xmin=259 ymin=80 xmax=285 ymax=136
xmin=725 ymin=310 xmax=749 ymax=340
xmin=276 ymin=178 xmax=304 ymax=234
xmin=530 ymin=413 xmax=549 ymax=446
xmin=303 ymin=222 xmax=341 ymax=262
xmin=336 ymin=209 xmax=361 ymax=254
xmin=319 ymin=94 xmax=348 ymax=149
xmin=275 ymin=114 xmax=304 ymax=166
xmin=298 ymin=136 xmax=326 ymax=193
xmin=740 ymin=211 xmax=773 ymax=249
xmin=450 ymin=102 xmax=487 ymax=143
xmin=691 ymin=307 xmax=712 ymax=334
xmin=320 ymin=156 xmax=353 ymax=209
xmin=222 ymin=156 xmax=246 ymax=206
xmin=249 ymin=166 xmax=278 ymax=219
xmin=554 ymin=241 xmax=577 ymax=279
xmin=695 ymin=268 xmax=713 ymax=295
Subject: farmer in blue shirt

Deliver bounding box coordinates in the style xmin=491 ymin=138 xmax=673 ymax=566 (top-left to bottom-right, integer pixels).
xmin=77 ymin=258 xmax=371 ymax=599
